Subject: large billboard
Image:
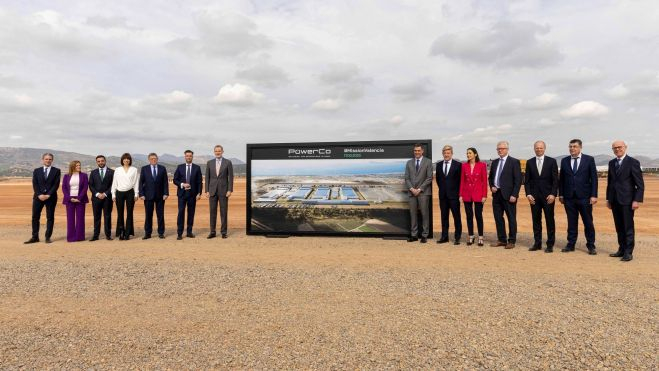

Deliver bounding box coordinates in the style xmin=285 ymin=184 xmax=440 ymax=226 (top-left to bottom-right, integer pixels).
xmin=246 ymin=140 xmax=433 ymax=237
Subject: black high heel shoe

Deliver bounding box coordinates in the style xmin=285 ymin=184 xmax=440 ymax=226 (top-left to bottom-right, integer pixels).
xmin=478 ymin=236 xmax=484 ymax=246
xmin=117 ymin=227 xmax=124 ymax=240
xmin=467 ymin=236 xmax=475 ymax=246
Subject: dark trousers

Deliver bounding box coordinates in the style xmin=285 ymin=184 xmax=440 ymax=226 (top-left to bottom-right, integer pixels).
xmin=31 ymin=197 xmax=57 ymax=239
xmin=177 ymin=195 xmax=197 ymax=235
xmin=492 ymin=192 xmax=517 ymax=243
xmin=115 ymin=190 xmax=135 ymax=237
xmin=564 ymin=197 xmax=596 ymax=248
xmin=144 ymin=198 xmax=166 ymax=236
xmin=409 ymin=195 xmax=430 ymax=238
xmin=92 ymin=197 xmax=113 ymax=238
xmin=463 ymin=201 xmax=484 ymax=236
xmin=611 ymin=201 xmax=635 ymax=255
xmin=65 ymin=202 xmax=86 ymax=242
xmin=439 ymin=197 xmax=462 ymax=240
xmin=209 ymin=194 xmax=229 ymax=234
xmin=530 ymin=197 xmax=555 ymax=247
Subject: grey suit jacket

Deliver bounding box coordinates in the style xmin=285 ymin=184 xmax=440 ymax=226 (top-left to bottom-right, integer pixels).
xmin=205 ymin=158 xmax=234 ymax=196
xmin=404 ymin=157 xmax=433 ymax=196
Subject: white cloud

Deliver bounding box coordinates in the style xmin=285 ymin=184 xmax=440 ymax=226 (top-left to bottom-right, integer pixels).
xmin=214 ymin=83 xmax=263 ymax=106
xmin=542 ymin=67 xmax=604 ymax=90
xmin=390 ymin=79 xmax=433 ymax=101
xmin=311 ymin=98 xmax=343 ymax=111
xmin=235 ymin=60 xmax=290 ymax=88
xmin=561 ymin=101 xmax=610 ymax=118
xmin=163 ymin=90 xmax=193 ymax=104
xmin=429 ymin=21 xmax=563 ymax=68
xmin=606 ymin=84 xmax=629 ymax=98
xmin=480 ymin=93 xmax=560 ymax=115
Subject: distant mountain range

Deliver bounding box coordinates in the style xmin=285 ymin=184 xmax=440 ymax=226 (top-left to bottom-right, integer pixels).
xmin=0 ymin=147 xmax=246 ymax=177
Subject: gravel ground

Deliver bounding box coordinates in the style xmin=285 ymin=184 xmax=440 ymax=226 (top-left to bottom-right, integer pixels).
xmin=0 ymin=228 xmax=657 ymax=369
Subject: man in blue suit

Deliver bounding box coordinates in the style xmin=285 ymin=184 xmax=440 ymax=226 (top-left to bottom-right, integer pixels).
xmin=139 ymin=153 xmax=169 ymax=239
xmin=173 ymin=150 xmax=203 ymax=240
xmin=25 ymin=153 xmax=61 ymax=244
xmin=606 ymin=140 xmax=644 ymax=261
xmin=559 ymin=139 xmax=598 ymax=254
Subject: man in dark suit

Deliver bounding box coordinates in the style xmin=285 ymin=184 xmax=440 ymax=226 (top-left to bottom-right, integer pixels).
xmin=88 ymin=155 xmax=114 ymax=241
xmin=606 ymin=140 xmax=644 ymax=261
xmin=25 ymin=153 xmax=61 ymax=244
xmin=488 ymin=141 xmax=522 ymax=249
xmin=524 ymin=141 xmax=559 ymax=252
xmin=205 ymin=145 xmax=233 ymax=239
xmin=559 ymin=139 xmax=598 ymax=255
xmin=139 ymin=153 xmax=169 ymax=239
xmin=436 ymin=145 xmax=462 ymax=245
xmin=173 ymin=150 xmax=203 ymax=240
xmin=404 ymin=143 xmax=433 ymax=243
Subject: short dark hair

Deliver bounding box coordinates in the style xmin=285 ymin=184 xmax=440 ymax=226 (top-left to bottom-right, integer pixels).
xmin=569 ymin=139 xmax=583 ymax=147
xmin=120 ymin=153 xmax=132 ymax=166
xmin=413 ymin=143 xmax=424 ymax=149
xmin=42 ymin=152 xmax=54 ymax=160
xmin=95 ymin=155 xmax=106 ymax=160
xmin=184 ymin=150 xmax=193 ymax=155
xmin=467 ymin=147 xmax=480 ymax=163
xmin=148 ymin=152 xmax=158 ymax=158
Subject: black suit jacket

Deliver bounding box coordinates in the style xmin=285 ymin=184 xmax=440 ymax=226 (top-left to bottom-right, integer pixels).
xmin=173 ymin=163 xmax=203 ymax=198
xmin=32 ymin=167 xmax=61 ymax=200
xmin=89 ymin=167 xmax=114 ymax=200
xmin=139 ymin=164 xmax=169 ymax=201
xmin=524 ymin=156 xmax=559 ymax=199
xmin=606 ymin=156 xmax=644 ymax=205
xmin=559 ymin=154 xmax=598 ymax=199
xmin=488 ymin=156 xmax=522 ymax=199
xmin=435 ymin=159 xmax=462 ymax=200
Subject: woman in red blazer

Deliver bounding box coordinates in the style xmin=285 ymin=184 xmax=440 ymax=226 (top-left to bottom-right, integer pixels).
xmin=459 ymin=148 xmax=488 ymax=246
xmin=62 ymin=160 xmax=89 ymax=242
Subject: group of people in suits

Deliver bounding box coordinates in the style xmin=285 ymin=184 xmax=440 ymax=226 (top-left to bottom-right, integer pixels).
xmin=25 ymin=145 xmax=234 ymax=244
xmin=405 ymin=139 xmax=644 ymax=262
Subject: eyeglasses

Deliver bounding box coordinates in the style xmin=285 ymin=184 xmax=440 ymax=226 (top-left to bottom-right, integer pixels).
xmin=496 ymin=147 xmax=508 ymax=150
xmin=612 ymin=146 xmax=624 ymax=150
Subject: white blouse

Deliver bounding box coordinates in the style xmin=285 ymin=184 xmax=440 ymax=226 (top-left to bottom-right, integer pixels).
xmin=69 ymin=173 xmax=80 ymax=197
xmin=111 ymin=166 xmax=140 ymax=199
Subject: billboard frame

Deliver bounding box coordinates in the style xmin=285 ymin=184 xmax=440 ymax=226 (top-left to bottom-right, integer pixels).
xmin=246 ymin=139 xmax=433 ymax=238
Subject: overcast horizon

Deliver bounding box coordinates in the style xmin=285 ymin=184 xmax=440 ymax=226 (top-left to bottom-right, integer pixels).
xmin=1 ymin=1 xmax=658 ymax=161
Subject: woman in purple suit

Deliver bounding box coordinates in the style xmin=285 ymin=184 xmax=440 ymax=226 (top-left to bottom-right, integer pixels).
xmin=62 ymin=160 xmax=89 ymax=242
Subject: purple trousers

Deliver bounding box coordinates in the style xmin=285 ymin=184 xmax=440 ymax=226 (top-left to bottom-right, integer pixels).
xmin=66 ymin=202 xmax=86 ymax=242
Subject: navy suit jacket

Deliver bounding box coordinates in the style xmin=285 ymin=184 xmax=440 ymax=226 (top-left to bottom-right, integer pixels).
xmin=606 ymin=156 xmax=644 ymax=205
xmin=488 ymin=156 xmax=522 ymax=199
xmin=139 ymin=164 xmax=169 ymax=201
xmin=32 ymin=167 xmax=61 ymax=200
xmin=173 ymin=163 xmax=203 ymax=198
xmin=559 ymin=154 xmax=598 ymax=199
xmin=435 ymin=159 xmax=462 ymax=200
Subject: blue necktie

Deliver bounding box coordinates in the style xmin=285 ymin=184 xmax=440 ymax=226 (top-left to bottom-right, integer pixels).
xmin=415 ymin=159 xmax=420 ymax=172
xmin=572 ymin=158 xmax=578 ymax=174
xmin=615 ymin=158 xmax=622 ymax=174
xmin=496 ymin=159 xmax=504 ymax=187
xmin=152 ymin=166 xmax=156 ymax=179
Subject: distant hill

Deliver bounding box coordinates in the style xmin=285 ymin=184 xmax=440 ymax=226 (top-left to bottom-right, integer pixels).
xmin=0 ymin=147 xmax=246 ymax=177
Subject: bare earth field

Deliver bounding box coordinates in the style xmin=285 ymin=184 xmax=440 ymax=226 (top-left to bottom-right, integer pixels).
xmin=0 ymin=177 xmax=657 ymax=368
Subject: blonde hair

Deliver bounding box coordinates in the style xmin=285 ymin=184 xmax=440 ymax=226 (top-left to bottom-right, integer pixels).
xmin=68 ymin=160 xmax=81 ymax=175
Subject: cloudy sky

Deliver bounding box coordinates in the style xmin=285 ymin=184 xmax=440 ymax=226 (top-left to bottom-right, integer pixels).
xmin=1 ymin=0 xmax=658 ymax=161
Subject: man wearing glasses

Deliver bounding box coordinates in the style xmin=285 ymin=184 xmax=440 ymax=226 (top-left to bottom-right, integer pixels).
xmin=558 ymin=139 xmax=598 ymax=255
xmin=606 ymin=141 xmax=644 ymax=261
xmin=488 ymin=141 xmax=522 ymax=249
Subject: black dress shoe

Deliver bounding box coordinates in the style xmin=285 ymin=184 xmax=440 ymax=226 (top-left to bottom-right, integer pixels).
xmin=106 ymin=236 xmax=113 ymax=241
xmin=24 ymin=238 xmax=39 ymax=244
xmin=621 ymin=255 xmax=633 ymax=262
xmin=90 ymin=236 xmax=99 ymax=242
xmin=207 ymin=233 xmax=216 ymax=239
xmin=420 ymin=237 xmax=427 ymax=243
xmin=609 ymin=252 xmax=624 ymax=257
xmin=587 ymin=249 xmax=597 ymax=255
xmin=407 ymin=237 xmax=418 ymax=242
xmin=177 ymin=235 xmax=183 ymax=240
xmin=544 ymin=247 xmax=553 ymax=253
xmin=453 ymin=240 xmax=460 ymax=245
xmin=45 ymin=238 xmax=52 ymax=244
xmin=119 ymin=234 xmax=125 ymax=241
xmin=142 ymin=235 xmax=151 ymax=240
xmin=529 ymin=244 xmax=542 ymax=251
xmin=437 ymin=238 xmax=449 ymax=244
xmin=123 ymin=234 xmax=130 ymax=241
xmin=221 ymin=234 xmax=228 ymax=239
xmin=561 ymin=246 xmax=575 ymax=252
xmin=158 ymin=234 xmax=165 ymax=239
xmin=186 ymin=233 xmax=195 ymax=238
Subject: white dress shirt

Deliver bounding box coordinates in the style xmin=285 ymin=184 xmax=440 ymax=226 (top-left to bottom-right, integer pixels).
xmin=111 ymin=166 xmax=139 ymax=199
xmin=69 ymin=173 xmax=80 ymax=197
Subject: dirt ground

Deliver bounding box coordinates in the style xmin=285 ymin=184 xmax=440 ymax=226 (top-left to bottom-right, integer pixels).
xmin=0 ymin=176 xmax=657 ymax=368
